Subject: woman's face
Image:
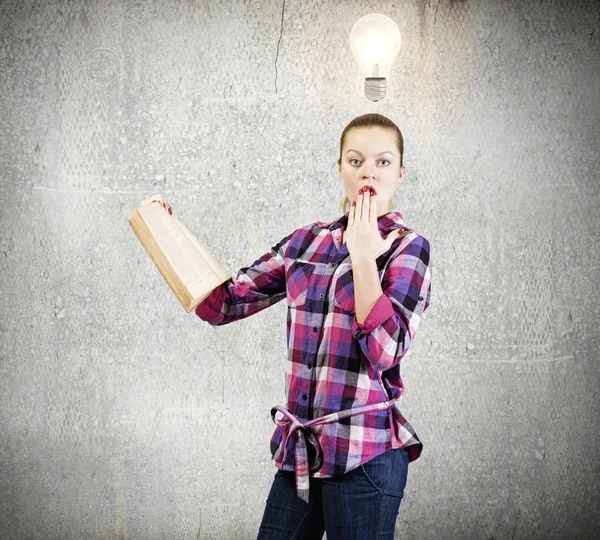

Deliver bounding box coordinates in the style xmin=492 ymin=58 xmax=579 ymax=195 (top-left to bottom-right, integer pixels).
xmin=337 ymin=126 xmax=405 ymax=218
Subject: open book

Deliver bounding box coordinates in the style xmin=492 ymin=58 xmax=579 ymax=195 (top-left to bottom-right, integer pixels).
xmin=128 ymin=201 xmax=232 ymax=313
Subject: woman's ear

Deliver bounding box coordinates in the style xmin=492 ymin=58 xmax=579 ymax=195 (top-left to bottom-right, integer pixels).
xmin=397 ymin=165 xmax=406 ymax=185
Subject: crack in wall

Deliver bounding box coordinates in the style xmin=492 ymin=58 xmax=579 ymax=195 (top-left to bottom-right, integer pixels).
xmin=274 ymin=0 xmax=286 ymax=94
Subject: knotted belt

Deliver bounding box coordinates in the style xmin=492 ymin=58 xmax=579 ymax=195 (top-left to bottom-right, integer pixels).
xmin=270 ymin=398 xmax=397 ymax=503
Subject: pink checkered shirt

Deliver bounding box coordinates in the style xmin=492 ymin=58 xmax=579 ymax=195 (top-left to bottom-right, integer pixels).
xmin=196 ymin=210 xmax=432 ymax=503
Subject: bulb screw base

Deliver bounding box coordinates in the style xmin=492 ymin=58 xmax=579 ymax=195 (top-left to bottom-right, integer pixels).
xmin=364 ymin=77 xmax=387 ymax=102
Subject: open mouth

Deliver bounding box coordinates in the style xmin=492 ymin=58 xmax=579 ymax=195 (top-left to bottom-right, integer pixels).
xmin=360 ymin=185 xmax=377 ymax=195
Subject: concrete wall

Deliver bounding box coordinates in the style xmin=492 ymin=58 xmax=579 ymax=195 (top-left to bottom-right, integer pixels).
xmin=1 ymin=0 xmax=598 ymax=538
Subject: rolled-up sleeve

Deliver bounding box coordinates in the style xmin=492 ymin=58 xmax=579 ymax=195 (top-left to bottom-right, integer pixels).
xmin=352 ymin=235 xmax=432 ymax=371
xmin=195 ymin=231 xmax=294 ymax=326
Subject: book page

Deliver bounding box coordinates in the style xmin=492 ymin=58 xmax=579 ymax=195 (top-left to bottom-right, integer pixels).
xmin=142 ymin=205 xmax=214 ymax=289
xmin=174 ymin=216 xmax=231 ymax=279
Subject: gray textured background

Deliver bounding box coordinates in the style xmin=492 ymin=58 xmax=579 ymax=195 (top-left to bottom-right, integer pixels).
xmin=1 ymin=0 xmax=599 ymax=539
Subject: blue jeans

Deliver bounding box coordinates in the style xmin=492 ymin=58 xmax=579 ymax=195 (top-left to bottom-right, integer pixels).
xmin=257 ymin=447 xmax=410 ymax=540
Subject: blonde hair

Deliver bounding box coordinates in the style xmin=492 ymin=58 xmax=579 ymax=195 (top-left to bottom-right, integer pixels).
xmin=337 ymin=113 xmax=404 ymax=215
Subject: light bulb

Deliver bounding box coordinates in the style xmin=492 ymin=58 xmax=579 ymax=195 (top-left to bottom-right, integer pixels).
xmin=349 ymin=13 xmax=402 ymax=102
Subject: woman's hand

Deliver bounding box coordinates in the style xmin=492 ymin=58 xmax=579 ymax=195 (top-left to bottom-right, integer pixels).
xmin=345 ymin=187 xmax=402 ymax=263
xmin=140 ymin=193 xmax=173 ymax=215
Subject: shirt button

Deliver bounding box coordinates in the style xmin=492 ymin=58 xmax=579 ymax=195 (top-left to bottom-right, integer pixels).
xmin=313 ymin=327 xmax=318 ymax=332
xmin=307 ymin=363 xmax=312 ymax=369
xmin=330 ymin=262 xmax=336 ymax=268
xmin=319 ymin=293 xmax=324 ymax=298
xmin=302 ymin=394 xmax=307 ymax=400
xmin=418 ymin=296 xmax=423 ymax=301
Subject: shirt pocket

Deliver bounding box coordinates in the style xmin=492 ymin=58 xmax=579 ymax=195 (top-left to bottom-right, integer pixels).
xmin=333 ymin=264 xmax=386 ymax=314
xmin=333 ymin=265 xmax=355 ymax=313
xmin=286 ymin=260 xmax=316 ymax=308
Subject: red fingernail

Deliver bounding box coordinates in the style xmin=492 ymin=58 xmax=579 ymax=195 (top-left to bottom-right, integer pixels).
xmin=168 ymin=208 xmax=172 ymax=215
xmin=352 ymin=201 xmax=356 ymax=207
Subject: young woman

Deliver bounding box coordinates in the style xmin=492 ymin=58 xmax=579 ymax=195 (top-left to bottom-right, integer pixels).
xmin=145 ymin=113 xmax=432 ymax=539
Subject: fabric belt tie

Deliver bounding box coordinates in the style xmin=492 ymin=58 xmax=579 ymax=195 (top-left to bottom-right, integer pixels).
xmin=270 ymin=398 xmax=397 ymax=504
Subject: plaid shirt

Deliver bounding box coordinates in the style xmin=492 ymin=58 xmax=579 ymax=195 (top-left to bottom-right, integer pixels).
xmin=195 ymin=210 xmax=432 ymax=503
